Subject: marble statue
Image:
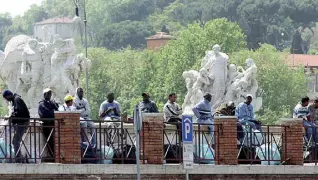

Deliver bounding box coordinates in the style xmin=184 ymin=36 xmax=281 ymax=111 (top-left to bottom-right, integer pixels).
xmin=182 ymin=70 xmax=198 ymax=114
xmin=202 ymin=44 xmax=228 ymax=109
xmin=182 ymin=44 xmax=262 ymax=114
xmin=0 ymin=30 xmax=91 ymax=117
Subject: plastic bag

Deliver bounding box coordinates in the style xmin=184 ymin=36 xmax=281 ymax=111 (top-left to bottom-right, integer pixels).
xmin=98 ymin=145 xmax=114 ymax=164
xmin=28 ymin=148 xmax=41 ymax=164
xmin=0 ymin=138 xmax=14 ymax=163
xmin=256 ymin=143 xmax=281 ymax=165
xmin=193 ymin=144 xmax=214 ymax=164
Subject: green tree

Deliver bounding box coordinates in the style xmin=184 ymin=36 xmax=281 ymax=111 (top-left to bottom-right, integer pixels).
xmin=96 ymin=20 xmax=155 ymax=50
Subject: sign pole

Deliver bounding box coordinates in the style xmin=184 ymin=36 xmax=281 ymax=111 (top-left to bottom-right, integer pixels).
xmin=182 ymin=115 xmax=193 ymax=180
xmin=134 ymin=105 xmax=142 ymax=180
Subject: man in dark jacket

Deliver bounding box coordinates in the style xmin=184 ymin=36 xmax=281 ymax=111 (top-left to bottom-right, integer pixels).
xmin=38 ymin=88 xmax=59 ymax=158
xmin=139 ymin=92 xmax=159 ymax=113
xmin=2 ymin=90 xmax=30 ymax=162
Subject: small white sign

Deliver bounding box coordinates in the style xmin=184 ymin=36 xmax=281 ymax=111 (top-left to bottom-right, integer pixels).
xmin=183 ymin=143 xmax=193 ymax=169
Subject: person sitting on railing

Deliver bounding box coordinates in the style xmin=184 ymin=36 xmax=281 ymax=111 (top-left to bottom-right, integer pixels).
xmin=192 ymin=93 xmax=214 ymax=139
xmin=2 ymin=89 xmax=30 ymax=163
xmin=235 ymin=94 xmax=262 ymax=132
xmin=73 ymin=87 xmax=96 ymax=147
xmin=214 ymin=101 xmax=244 ymax=140
xmin=163 ymin=93 xmax=182 ymax=142
xmin=309 ymin=97 xmax=318 ymax=125
xmin=58 ymin=95 xmax=76 ymax=111
xmin=293 ymin=96 xmax=318 ymax=142
xmin=99 ymin=92 xmax=121 ymax=121
xmin=38 ymin=88 xmax=59 ymax=159
xmin=139 ymin=92 xmax=159 ymax=113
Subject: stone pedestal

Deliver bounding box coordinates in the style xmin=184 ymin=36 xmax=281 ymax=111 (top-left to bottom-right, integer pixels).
xmin=281 ymin=118 xmax=303 ymax=165
xmin=214 ymin=116 xmax=238 ymax=165
xmin=141 ymin=113 xmax=164 ymax=164
xmin=54 ymin=112 xmax=81 ymax=164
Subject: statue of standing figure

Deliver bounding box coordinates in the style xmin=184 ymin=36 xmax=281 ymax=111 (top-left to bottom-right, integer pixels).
xmin=202 ymin=44 xmax=228 ymax=109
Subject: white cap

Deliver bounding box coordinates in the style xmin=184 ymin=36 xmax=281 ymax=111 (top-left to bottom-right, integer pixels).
xmin=43 ymin=88 xmax=52 ymax=94
xmin=246 ymin=94 xmax=253 ymax=99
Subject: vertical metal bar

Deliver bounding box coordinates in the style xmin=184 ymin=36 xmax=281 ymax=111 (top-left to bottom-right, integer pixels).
xmin=83 ymin=0 xmax=89 ymax=100
xmin=267 ymin=126 xmax=270 ymax=165
xmin=99 ymin=120 xmax=102 ymax=162
xmin=34 ymin=119 xmax=37 ymax=163
xmin=121 ymin=120 xmax=124 ymax=164
xmin=9 ymin=119 xmax=12 ymax=161
xmin=198 ymin=124 xmax=201 ymax=161
xmin=136 ymin=125 xmax=141 ymax=180
xmin=58 ymin=119 xmax=61 ymax=163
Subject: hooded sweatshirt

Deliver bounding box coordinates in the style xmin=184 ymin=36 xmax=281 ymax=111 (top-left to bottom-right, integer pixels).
xmin=11 ymin=94 xmax=30 ymax=124
xmin=73 ymin=88 xmax=90 ymax=119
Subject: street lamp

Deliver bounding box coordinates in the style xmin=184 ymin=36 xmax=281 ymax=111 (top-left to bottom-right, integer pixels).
xmin=74 ymin=0 xmax=89 ymax=101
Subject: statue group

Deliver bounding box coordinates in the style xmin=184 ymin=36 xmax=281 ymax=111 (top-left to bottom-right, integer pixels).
xmin=0 ymin=30 xmax=91 ymax=116
xmin=182 ymin=44 xmax=262 ymax=115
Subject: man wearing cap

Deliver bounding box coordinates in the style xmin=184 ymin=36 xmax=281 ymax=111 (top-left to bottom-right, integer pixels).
xmin=139 ymin=92 xmax=158 ymax=113
xmin=58 ymin=95 xmax=76 ymax=111
xmin=2 ymin=90 xmax=30 ymax=162
xmin=99 ymin=92 xmax=121 ymax=121
xmin=235 ymin=94 xmax=262 ymax=131
xmin=192 ymin=93 xmax=214 ymax=138
xmin=38 ymin=88 xmax=59 ymax=158
xmin=73 ymin=87 xmax=96 ymax=147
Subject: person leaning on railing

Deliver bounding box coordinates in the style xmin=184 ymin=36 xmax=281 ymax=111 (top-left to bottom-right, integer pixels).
xmin=139 ymin=92 xmax=159 ymax=113
xmin=163 ymin=93 xmax=182 ymax=143
xmin=192 ymin=93 xmax=214 ymax=139
xmin=214 ymin=101 xmax=244 ymax=140
xmin=73 ymin=87 xmax=96 ymax=147
xmin=293 ymin=96 xmax=318 ymax=143
xmin=2 ymin=89 xmax=30 ymax=163
xmin=235 ymin=94 xmax=262 ymax=132
xmin=99 ymin=92 xmax=121 ymax=121
xmin=38 ymin=88 xmax=59 ymax=158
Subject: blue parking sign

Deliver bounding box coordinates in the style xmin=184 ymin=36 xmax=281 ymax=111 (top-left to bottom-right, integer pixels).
xmin=182 ymin=115 xmax=193 ymax=143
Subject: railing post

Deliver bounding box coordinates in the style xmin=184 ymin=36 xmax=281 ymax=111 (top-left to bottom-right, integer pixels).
xmin=141 ymin=113 xmax=164 ymax=164
xmin=281 ymin=118 xmax=303 ymax=165
xmin=214 ymin=116 xmax=238 ymax=165
xmin=54 ymin=112 xmax=81 ymax=164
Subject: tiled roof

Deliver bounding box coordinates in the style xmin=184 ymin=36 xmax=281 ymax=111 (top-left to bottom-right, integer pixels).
xmin=146 ymin=32 xmax=175 ymax=40
xmin=35 ymin=17 xmax=73 ymax=25
xmin=286 ymin=54 xmax=318 ymax=67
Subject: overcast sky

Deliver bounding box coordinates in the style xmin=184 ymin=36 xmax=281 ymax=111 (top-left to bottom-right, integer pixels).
xmin=0 ymin=0 xmax=43 ymax=17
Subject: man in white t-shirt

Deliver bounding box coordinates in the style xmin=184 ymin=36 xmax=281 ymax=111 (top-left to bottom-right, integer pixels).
xmin=293 ymin=96 xmax=318 ymax=141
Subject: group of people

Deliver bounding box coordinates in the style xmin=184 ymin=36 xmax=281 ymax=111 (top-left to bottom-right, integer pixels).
xmin=293 ymin=96 xmax=318 ymax=142
xmin=2 ymin=87 xmax=94 ymax=161
xmin=2 ymin=85 xmax=263 ymax=162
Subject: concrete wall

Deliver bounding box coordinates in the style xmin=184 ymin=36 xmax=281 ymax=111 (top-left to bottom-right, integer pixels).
xmin=0 ymin=164 xmax=318 ymax=179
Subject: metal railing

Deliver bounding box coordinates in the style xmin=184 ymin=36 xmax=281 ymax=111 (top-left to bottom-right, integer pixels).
xmin=237 ymin=124 xmax=287 ymax=165
xmin=0 ymin=117 xmax=61 ymax=163
xmin=80 ymin=119 xmax=139 ymax=164
xmin=303 ymin=126 xmax=318 ymax=164
xmin=163 ymin=122 xmax=220 ymax=164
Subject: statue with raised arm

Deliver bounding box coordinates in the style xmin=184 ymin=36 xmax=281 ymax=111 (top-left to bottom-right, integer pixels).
xmin=182 ymin=70 xmax=199 ymax=114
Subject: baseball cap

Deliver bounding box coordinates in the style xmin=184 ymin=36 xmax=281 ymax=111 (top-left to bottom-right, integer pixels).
xmin=246 ymin=94 xmax=253 ymax=99
xmin=43 ymin=88 xmax=52 ymax=94
xmin=64 ymin=95 xmax=75 ymax=102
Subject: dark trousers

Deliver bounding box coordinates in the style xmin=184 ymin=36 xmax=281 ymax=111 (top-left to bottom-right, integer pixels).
xmin=13 ymin=122 xmax=29 ymax=162
xmin=168 ymin=118 xmax=182 ymax=143
xmin=42 ymin=121 xmax=55 ymax=158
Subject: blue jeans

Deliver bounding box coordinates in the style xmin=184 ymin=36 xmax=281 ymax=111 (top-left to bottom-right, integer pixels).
xmin=304 ymin=120 xmax=318 ymax=142
xmin=80 ymin=118 xmax=97 ymax=147
xmin=239 ymin=119 xmax=262 ymax=132
xmin=197 ymin=118 xmax=214 ymax=144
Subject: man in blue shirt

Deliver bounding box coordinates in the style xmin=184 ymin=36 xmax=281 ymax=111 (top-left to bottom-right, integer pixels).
xmin=235 ymin=94 xmax=262 ymax=131
xmin=192 ymin=93 xmax=214 ymax=139
xmin=99 ymin=93 xmax=121 ymax=121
